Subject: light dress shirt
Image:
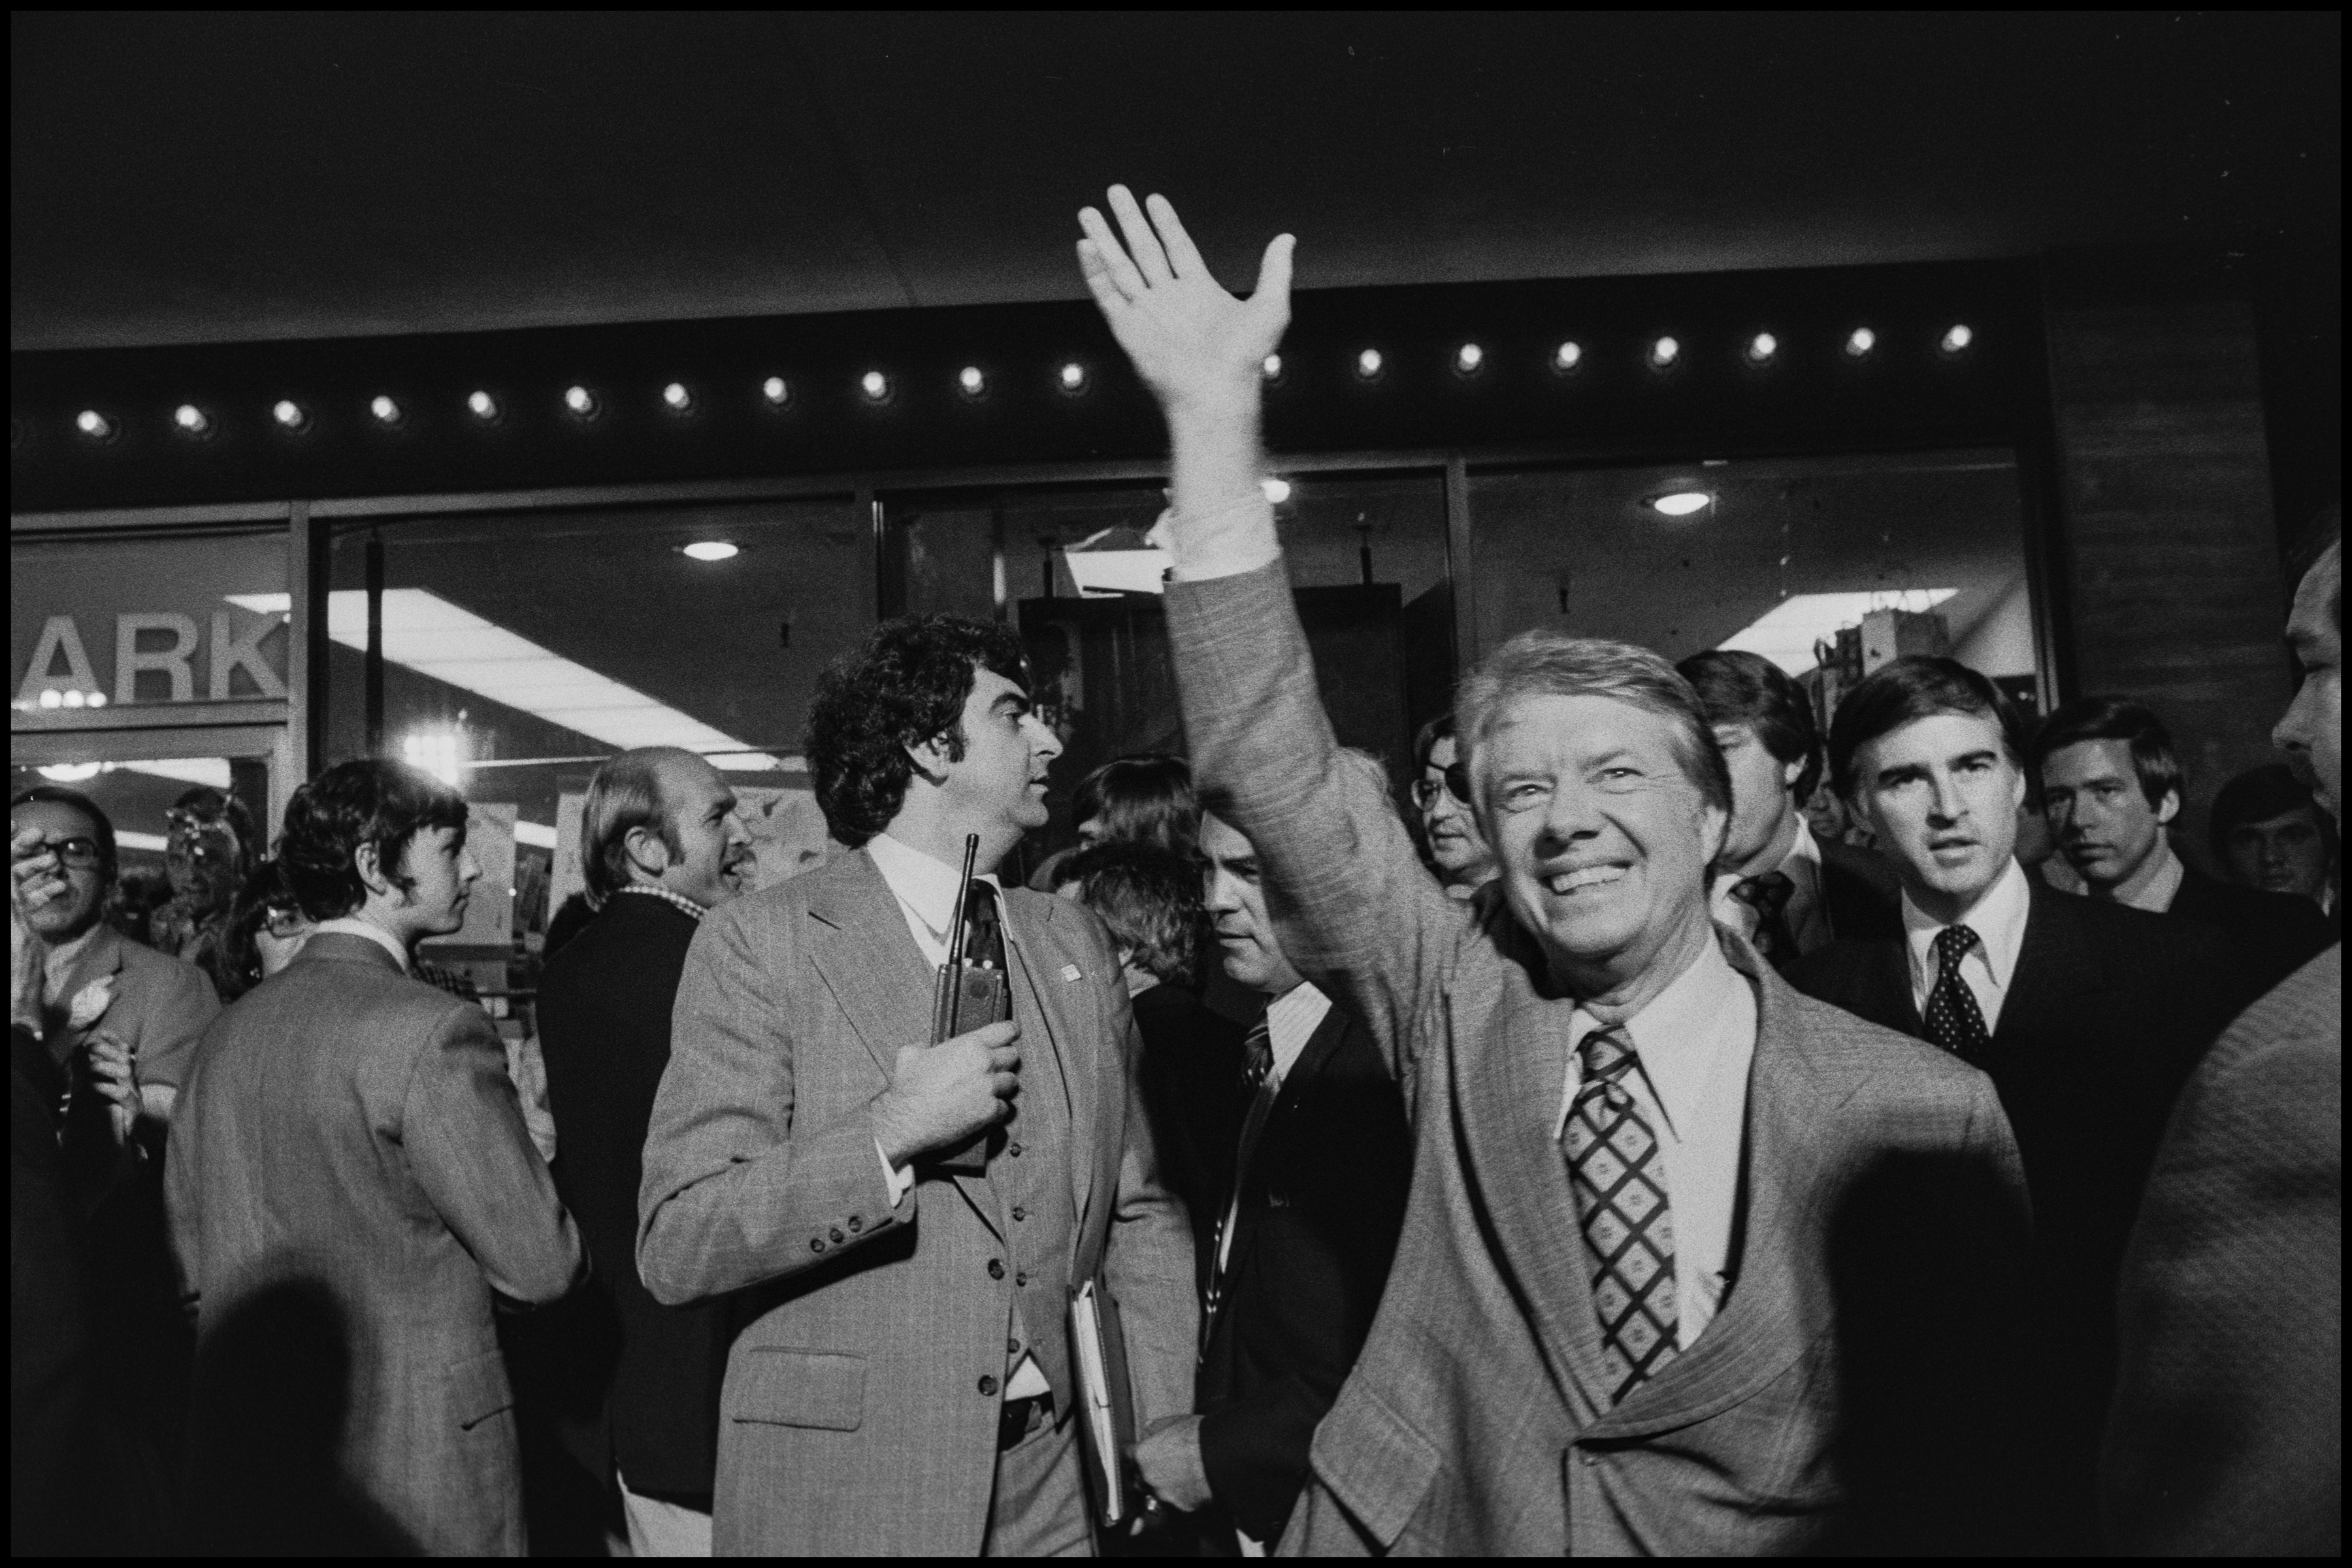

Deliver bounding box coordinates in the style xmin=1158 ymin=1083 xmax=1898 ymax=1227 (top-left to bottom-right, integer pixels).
xmin=1553 ymin=935 xmax=1757 ymax=1350
xmin=312 ymin=916 xmax=412 ymax=973
xmin=1215 ymin=981 xmax=1333 ymax=1275
xmin=1901 ymin=855 xmax=2033 ymax=1034
xmin=863 ymin=832 xmax=1049 ymax=1401
xmin=2119 ymin=838 xmax=2187 ymax=915
xmin=1709 ymin=816 xmax=1831 ymax=956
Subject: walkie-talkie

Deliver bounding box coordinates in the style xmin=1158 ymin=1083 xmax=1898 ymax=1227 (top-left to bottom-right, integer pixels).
xmin=928 ymin=832 xmax=1007 ymax=1175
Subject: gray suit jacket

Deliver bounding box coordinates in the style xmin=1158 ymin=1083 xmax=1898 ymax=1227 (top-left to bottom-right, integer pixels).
xmin=42 ymin=923 xmax=219 ymax=1088
xmin=1164 ymin=563 xmax=2036 ymax=1555
xmin=165 ymin=933 xmax=584 ymax=1556
xmin=2103 ymin=943 xmax=2341 ymax=1555
xmin=636 ymin=849 xmax=1197 ymax=1556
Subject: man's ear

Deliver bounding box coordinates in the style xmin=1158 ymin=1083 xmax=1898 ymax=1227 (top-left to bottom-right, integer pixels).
xmin=353 ymin=839 xmax=395 ymax=900
xmin=2155 ymin=787 xmax=2182 ymax=827
xmin=904 ymin=730 xmax=953 ymax=787
xmin=1699 ymin=800 xmax=1732 ymax=868
xmin=621 ymin=824 xmax=672 ymax=879
xmin=1781 ymin=757 xmax=1807 ymax=794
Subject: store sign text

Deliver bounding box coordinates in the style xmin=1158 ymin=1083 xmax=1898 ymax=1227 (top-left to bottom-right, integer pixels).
xmin=14 ymin=612 xmax=287 ymax=711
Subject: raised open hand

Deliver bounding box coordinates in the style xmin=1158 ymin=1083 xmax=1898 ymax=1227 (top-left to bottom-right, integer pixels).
xmin=1077 ymin=186 xmax=1293 ymax=421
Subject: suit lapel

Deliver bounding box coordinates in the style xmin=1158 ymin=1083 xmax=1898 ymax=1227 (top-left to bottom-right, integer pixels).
xmin=44 ymin=924 xmax=127 ymax=1063
xmin=1995 ymin=883 xmax=2104 ymax=1051
xmin=1215 ymin=1003 xmax=1350 ymax=1313
xmin=997 ymin=897 xmax=1094 ymax=1245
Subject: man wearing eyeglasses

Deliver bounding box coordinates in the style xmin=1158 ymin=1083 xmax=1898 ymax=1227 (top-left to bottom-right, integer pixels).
xmin=1409 ymin=716 xmax=1498 ymax=901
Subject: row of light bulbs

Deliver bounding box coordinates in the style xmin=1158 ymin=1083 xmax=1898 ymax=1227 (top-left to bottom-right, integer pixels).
xmin=60 ymin=324 xmax=1974 ymax=445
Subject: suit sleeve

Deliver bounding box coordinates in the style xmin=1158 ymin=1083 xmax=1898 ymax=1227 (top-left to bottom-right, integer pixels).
xmin=128 ymin=956 xmax=221 ymax=1092
xmin=636 ymin=898 xmax=910 ymax=1305
xmin=1163 ymin=561 xmax=1468 ymax=1103
xmin=1094 ymin=934 xmax=1200 ymax=1435
xmin=403 ymin=1000 xmax=585 ymax=1305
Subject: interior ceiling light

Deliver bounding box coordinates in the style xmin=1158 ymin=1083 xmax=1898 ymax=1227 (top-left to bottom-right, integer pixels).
xmin=112 ymin=758 xmax=232 ymax=789
xmin=272 ymin=399 xmax=309 ymax=431
xmin=1260 ymin=476 xmax=1292 ymax=504
xmin=1648 ymin=489 xmax=1712 ymax=517
xmin=1454 ymin=342 xmax=1486 ymax=374
xmin=25 ymin=689 xmax=107 ymax=711
xmin=681 ymin=540 xmax=740 ymax=562
xmin=1845 ymin=327 xmax=1877 ymax=358
xmin=563 ymin=385 xmax=598 ymax=417
xmin=1552 ymin=341 xmax=1584 ymax=372
xmin=1941 ymin=323 xmax=1975 ymax=354
xmin=958 ymin=365 xmax=987 ymax=396
xmin=1058 ymin=361 xmax=1088 ymax=393
xmin=762 ymin=376 xmax=791 ymax=407
xmin=228 ymin=589 xmax=784 ymax=769
xmin=1719 ymin=588 xmax=1960 ymax=675
xmin=37 ymin=762 xmax=104 ymax=783
xmin=370 ymin=395 xmax=404 ymax=426
xmin=173 ymin=404 xmax=211 ymax=436
xmin=1262 ymin=353 xmax=1283 ymax=381
xmin=860 ymin=370 xmax=890 ymax=402
xmin=662 ymin=382 xmax=694 ymax=412
xmin=1649 ymin=336 xmax=1681 ymax=369
xmin=1354 ymin=348 xmax=1384 ymax=380
xmin=74 ymin=409 xmax=114 ymax=440
xmin=1747 ymin=333 xmax=1778 ymax=364
xmin=466 ymin=389 xmax=500 ymax=421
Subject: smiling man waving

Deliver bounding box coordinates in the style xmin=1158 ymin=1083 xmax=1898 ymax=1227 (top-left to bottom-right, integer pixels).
xmin=1076 ymin=185 xmax=2036 ymax=1555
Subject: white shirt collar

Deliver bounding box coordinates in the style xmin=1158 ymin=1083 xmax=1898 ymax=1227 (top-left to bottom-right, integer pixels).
xmin=2117 ymin=837 xmax=2186 ymax=915
xmin=612 ymin=881 xmax=709 ymax=922
xmin=312 ymin=916 xmax=412 ymax=973
xmin=1901 ymin=855 xmax=2033 ymax=995
xmin=1566 ymin=933 xmax=1748 ymax=1137
xmin=866 ymin=832 xmax=1002 ymax=947
xmin=1261 ymin=981 xmax=1334 ymax=1085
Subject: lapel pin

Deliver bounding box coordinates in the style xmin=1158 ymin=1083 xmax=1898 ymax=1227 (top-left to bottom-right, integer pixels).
xmin=1061 ymin=964 xmax=1083 ymax=983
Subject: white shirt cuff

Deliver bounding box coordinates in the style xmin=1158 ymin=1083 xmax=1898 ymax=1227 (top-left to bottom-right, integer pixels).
xmin=1148 ymin=500 xmax=1280 ymax=582
xmin=876 ymin=1139 xmax=916 ymax=1208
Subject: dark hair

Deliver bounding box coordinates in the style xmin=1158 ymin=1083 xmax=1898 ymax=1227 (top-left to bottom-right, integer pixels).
xmin=1828 ymin=655 xmax=2024 ymax=799
xmin=2028 ymin=696 xmax=2182 ymax=810
xmin=1058 ymin=840 xmax=1204 ymax=988
xmin=10 ymin=785 xmax=118 ymax=885
xmin=219 ymin=857 xmax=299 ymax=999
xmin=2209 ymin=761 xmax=2338 ymax=862
xmin=581 ymin=747 xmax=692 ymax=902
xmin=1676 ymin=649 xmax=1823 ymax=804
xmin=278 ymin=759 xmax=470 ymax=922
xmin=2285 ymin=504 xmax=2341 ymax=631
xmin=1071 ymin=754 xmax=1198 ymax=857
xmin=1412 ymin=713 xmax=1457 ymax=776
xmin=805 ymin=615 xmax=1032 ymax=848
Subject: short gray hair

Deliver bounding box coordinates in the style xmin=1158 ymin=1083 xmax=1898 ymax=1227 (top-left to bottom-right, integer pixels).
xmin=1456 ymin=632 xmax=1732 ymax=817
xmin=581 ymin=747 xmax=698 ymax=901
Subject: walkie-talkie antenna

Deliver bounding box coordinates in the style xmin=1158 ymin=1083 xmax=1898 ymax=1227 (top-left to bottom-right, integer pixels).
xmin=943 ymin=832 xmax=981 ymax=973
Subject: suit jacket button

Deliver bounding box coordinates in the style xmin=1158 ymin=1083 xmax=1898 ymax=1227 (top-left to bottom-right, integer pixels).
xmin=829 ymin=1227 xmax=845 ymax=1244
xmin=979 ymin=1374 xmax=999 ymax=1397
xmin=1015 ymin=1271 xmax=1028 ymax=1288
xmin=1009 ymin=1337 xmax=1022 ymax=1354
xmin=1011 ymin=1206 xmax=1027 ymax=1222
xmin=809 ymin=1237 xmax=826 ymax=1253
xmin=1268 ymin=1187 xmax=1288 ymax=1207
xmin=1009 ymin=1141 xmax=1023 ymax=1157
xmin=846 ymin=1216 xmax=862 ymax=1233
xmin=987 ymin=1258 xmax=1006 ymax=1280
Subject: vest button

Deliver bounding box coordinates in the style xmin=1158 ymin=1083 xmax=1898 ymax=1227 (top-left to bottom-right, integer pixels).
xmin=978 ymin=1375 xmax=999 ymax=1397
xmin=1016 ymin=1271 xmax=1029 ymax=1288
xmin=809 ymin=1237 xmax=825 ymax=1253
xmin=846 ymin=1216 xmax=862 ymax=1233
xmin=1009 ymin=1141 xmax=1024 ymax=1156
xmin=1011 ymin=1206 xmax=1027 ymax=1222
xmin=829 ymin=1227 xmax=845 ymax=1243
xmin=1009 ymin=1337 xmax=1022 ymax=1354
xmin=987 ymin=1258 xmax=1006 ymax=1280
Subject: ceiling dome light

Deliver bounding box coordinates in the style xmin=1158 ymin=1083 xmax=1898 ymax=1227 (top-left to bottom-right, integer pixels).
xmin=74 ymin=409 xmax=115 ymax=440
xmin=1454 ymin=342 xmax=1486 ymax=374
xmin=1354 ymin=348 xmax=1384 ymax=380
xmin=563 ymin=385 xmax=598 ymax=418
xmin=1260 ymin=476 xmax=1292 ymax=504
xmin=1648 ymin=490 xmax=1712 ymax=517
xmin=1940 ymin=323 xmax=1974 ymax=354
xmin=370 ymin=395 xmax=404 ymax=426
xmin=466 ymin=389 xmax=500 ymax=421
xmin=1552 ymin=340 xmax=1584 ymax=373
xmin=1262 ymin=353 xmax=1283 ymax=381
xmin=762 ymin=376 xmax=792 ymax=407
xmin=860 ymin=370 xmax=890 ymax=402
xmin=272 ymin=399 xmax=309 ymax=431
xmin=662 ymin=382 xmax=694 ymax=412
xmin=1058 ymin=361 xmax=1088 ymax=393
xmin=1649 ymin=336 xmax=1681 ymax=370
xmin=681 ymin=541 xmax=740 ymax=563
xmin=173 ymin=403 xmax=211 ymax=436
xmin=1746 ymin=333 xmax=1778 ymax=365
xmin=958 ymin=365 xmax=987 ymax=397
xmin=1844 ymin=327 xmax=1877 ymax=359
xmin=37 ymin=762 xmax=105 ymax=783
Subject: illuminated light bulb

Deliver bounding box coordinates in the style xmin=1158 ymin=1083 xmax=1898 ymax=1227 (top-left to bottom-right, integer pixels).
xmin=370 ymin=395 xmax=403 ymax=425
xmin=62 ymin=689 xmax=86 ymax=708
xmin=39 ymin=689 xmax=63 ymax=709
xmin=86 ymin=692 xmax=106 ymax=708
xmin=762 ymin=376 xmax=791 ymax=406
xmin=174 ymin=404 xmax=211 ymax=435
xmin=1940 ymin=323 xmax=1974 ymax=354
xmin=1649 ymin=491 xmax=1712 ymax=517
xmin=1355 ymin=348 xmax=1384 ymax=380
xmin=958 ymin=366 xmax=987 ymax=396
xmin=1455 ymin=342 xmax=1485 ymax=374
xmin=1552 ymin=340 xmax=1584 ymax=372
xmin=662 ymin=382 xmax=693 ymax=412
xmin=1058 ymin=361 xmax=1088 ymax=393
xmin=1845 ymin=327 xmax=1877 ymax=358
xmin=682 ymin=541 xmax=740 ymax=562
xmin=1649 ymin=336 xmax=1680 ymax=369
xmin=564 ymin=385 xmax=598 ymax=417
xmin=272 ymin=399 xmax=308 ymax=430
xmin=466 ymin=389 xmax=499 ymax=420
xmin=860 ymin=370 xmax=890 ymax=402
xmin=74 ymin=409 xmax=114 ymax=440
xmin=1260 ymin=476 xmax=1292 ymax=505
xmin=1747 ymin=333 xmax=1778 ymax=364
xmin=1262 ymin=353 xmax=1283 ymax=380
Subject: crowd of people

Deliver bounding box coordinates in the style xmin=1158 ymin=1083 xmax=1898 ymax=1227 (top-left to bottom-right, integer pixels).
xmin=11 ymin=188 xmax=2340 ymax=1558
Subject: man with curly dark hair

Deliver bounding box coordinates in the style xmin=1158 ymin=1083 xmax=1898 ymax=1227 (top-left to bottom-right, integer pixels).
xmin=642 ymin=615 xmax=1199 ymax=1555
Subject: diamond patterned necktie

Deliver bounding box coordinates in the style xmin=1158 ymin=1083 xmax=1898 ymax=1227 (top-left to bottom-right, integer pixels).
xmin=1923 ymin=924 xmax=1992 ymax=1060
xmin=1729 ymin=870 xmax=1799 ymax=968
xmin=1562 ymin=1024 xmax=1679 ymax=1404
